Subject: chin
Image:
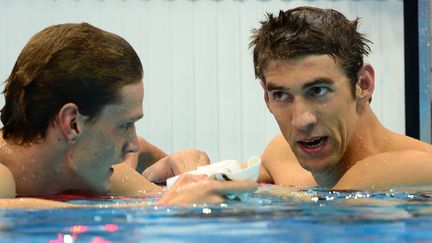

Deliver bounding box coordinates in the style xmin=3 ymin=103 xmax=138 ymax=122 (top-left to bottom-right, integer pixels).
xmin=84 ymin=180 xmax=110 ymax=195
xmin=97 ymin=182 xmax=111 ymax=194
xmin=299 ymin=158 xmax=334 ymax=173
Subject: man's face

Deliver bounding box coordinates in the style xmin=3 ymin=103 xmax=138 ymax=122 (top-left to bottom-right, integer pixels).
xmin=263 ymin=55 xmax=358 ymax=174
xmin=69 ymin=81 xmax=144 ymax=193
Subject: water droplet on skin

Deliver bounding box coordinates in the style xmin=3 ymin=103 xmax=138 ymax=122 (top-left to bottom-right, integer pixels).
xmin=31 ymin=174 xmax=36 ymax=179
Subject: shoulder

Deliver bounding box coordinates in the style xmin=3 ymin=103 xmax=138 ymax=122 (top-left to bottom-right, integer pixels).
xmin=385 ymin=132 xmax=432 ymax=153
xmin=260 ymin=134 xmax=315 ymax=186
xmin=262 ymin=134 xmax=295 ymax=160
xmin=334 ymin=149 xmax=432 ymax=190
xmin=0 ymin=163 xmax=16 ymax=198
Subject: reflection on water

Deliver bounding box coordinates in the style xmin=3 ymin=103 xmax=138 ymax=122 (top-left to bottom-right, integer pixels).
xmin=1 ymin=185 xmax=432 ymax=242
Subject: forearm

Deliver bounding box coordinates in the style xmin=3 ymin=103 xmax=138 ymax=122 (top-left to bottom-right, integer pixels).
xmin=109 ymin=163 xmax=159 ymax=195
xmin=0 ymin=197 xmax=156 ymax=209
xmin=0 ymin=198 xmax=79 ymax=209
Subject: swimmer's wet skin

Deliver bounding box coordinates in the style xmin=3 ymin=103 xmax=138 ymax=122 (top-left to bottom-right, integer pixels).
xmin=0 ymin=22 xmax=256 ymax=207
xmin=251 ymin=6 xmax=432 ymax=190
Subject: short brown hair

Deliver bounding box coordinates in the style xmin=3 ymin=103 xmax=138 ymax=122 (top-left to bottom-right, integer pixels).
xmin=250 ymin=6 xmax=371 ymax=96
xmin=1 ymin=23 xmax=143 ymax=144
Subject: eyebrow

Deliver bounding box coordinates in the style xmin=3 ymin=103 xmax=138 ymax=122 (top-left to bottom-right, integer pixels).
xmin=266 ymin=83 xmax=289 ymax=92
xmin=302 ymin=78 xmax=333 ymax=90
xmin=266 ymin=77 xmax=334 ymax=92
xmin=126 ymin=114 xmax=143 ymax=122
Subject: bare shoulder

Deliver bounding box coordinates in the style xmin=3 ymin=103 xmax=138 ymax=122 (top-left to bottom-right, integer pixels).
xmin=0 ymin=163 xmax=16 ymax=198
xmin=109 ymin=163 xmax=159 ymax=196
xmin=261 ymin=134 xmax=299 ymax=166
xmin=391 ymin=132 xmax=432 ymax=153
xmin=334 ymin=149 xmax=432 ymax=190
xmin=260 ymin=134 xmax=316 ymax=186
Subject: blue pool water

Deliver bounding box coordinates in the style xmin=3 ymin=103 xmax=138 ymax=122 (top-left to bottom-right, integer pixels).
xmin=1 ymin=185 xmax=432 ymax=242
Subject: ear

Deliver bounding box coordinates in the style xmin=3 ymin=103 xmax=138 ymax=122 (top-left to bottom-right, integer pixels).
xmin=355 ymin=63 xmax=375 ymax=103
xmin=56 ymin=103 xmax=81 ymax=143
xmin=260 ymin=79 xmax=272 ymax=112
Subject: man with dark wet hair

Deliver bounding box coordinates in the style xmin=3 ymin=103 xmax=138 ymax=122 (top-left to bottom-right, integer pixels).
xmin=0 ymin=23 xmax=255 ymax=207
xmin=251 ymin=7 xmax=432 ymax=189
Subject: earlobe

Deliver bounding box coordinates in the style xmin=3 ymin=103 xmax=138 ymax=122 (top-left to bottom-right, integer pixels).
xmin=356 ymin=64 xmax=375 ymax=103
xmin=56 ymin=103 xmax=81 ymax=143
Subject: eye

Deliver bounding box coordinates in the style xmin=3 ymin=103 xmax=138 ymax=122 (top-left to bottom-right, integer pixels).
xmin=271 ymin=91 xmax=292 ymax=102
xmin=306 ymin=86 xmax=330 ymax=98
xmin=120 ymin=122 xmax=134 ymax=131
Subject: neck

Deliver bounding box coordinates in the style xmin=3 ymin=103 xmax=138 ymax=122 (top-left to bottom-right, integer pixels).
xmin=341 ymin=105 xmax=391 ymax=165
xmin=1 ymin=133 xmax=76 ymax=196
xmin=312 ymin=105 xmax=391 ymax=187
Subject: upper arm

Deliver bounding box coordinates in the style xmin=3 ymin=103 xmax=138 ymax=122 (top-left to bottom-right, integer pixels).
xmin=259 ymin=134 xmax=315 ymax=186
xmin=0 ymin=163 xmax=15 ymax=198
xmin=259 ymin=135 xmax=284 ymax=183
xmin=334 ymin=149 xmax=432 ymax=190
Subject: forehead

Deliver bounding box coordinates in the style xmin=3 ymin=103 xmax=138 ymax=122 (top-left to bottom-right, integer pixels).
xmin=99 ymin=81 xmax=144 ymax=120
xmin=263 ymin=55 xmax=346 ymax=86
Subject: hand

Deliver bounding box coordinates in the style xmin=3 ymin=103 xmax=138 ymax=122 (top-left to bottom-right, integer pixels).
xmin=142 ymin=149 xmax=210 ymax=182
xmin=156 ymin=174 xmax=257 ymax=205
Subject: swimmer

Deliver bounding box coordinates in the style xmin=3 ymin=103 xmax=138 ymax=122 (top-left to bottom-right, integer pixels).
xmin=250 ymin=7 xmax=432 ymax=190
xmin=0 ymin=23 xmax=256 ymax=208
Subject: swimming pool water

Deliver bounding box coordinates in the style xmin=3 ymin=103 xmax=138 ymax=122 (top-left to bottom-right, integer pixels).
xmin=1 ymin=185 xmax=432 ymax=242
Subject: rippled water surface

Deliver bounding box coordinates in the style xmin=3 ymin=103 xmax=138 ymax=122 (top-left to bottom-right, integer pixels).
xmin=1 ymin=185 xmax=432 ymax=242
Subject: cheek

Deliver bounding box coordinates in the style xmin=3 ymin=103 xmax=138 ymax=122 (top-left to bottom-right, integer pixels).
xmin=271 ymin=109 xmax=295 ymax=139
xmin=94 ymin=129 xmax=122 ymax=155
xmin=320 ymin=100 xmax=357 ymax=140
xmin=271 ymin=105 xmax=291 ymax=121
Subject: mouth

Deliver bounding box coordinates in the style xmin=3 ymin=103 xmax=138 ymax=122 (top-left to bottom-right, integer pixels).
xmin=297 ymin=136 xmax=328 ymax=155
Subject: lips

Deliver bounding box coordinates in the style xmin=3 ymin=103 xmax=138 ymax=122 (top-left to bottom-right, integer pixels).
xmin=297 ymin=136 xmax=328 ymax=154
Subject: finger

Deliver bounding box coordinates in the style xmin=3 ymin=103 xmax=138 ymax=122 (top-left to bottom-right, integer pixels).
xmin=142 ymin=159 xmax=170 ymax=181
xmin=197 ymin=152 xmax=210 ymax=166
xmin=173 ymin=173 xmax=208 ymax=186
xmin=141 ymin=164 xmax=155 ymax=179
xmin=206 ymin=180 xmax=258 ymax=195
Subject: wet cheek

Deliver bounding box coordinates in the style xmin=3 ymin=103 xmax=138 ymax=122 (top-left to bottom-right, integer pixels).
xmin=95 ymin=129 xmax=121 ymax=159
xmin=274 ymin=116 xmax=294 ymax=142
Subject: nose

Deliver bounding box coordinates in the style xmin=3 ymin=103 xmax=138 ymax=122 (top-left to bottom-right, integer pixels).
xmin=291 ymin=100 xmax=317 ymax=131
xmin=124 ymin=129 xmax=140 ymax=154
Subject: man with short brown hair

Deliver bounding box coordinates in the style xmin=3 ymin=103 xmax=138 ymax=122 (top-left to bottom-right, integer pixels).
xmin=251 ymin=7 xmax=432 ymax=189
xmin=0 ymin=23 xmax=256 ymax=207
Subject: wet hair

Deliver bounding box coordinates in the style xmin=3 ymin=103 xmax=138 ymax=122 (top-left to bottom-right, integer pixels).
xmin=250 ymin=6 xmax=371 ymax=96
xmin=1 ymin=23 xmax=143 ymax=145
